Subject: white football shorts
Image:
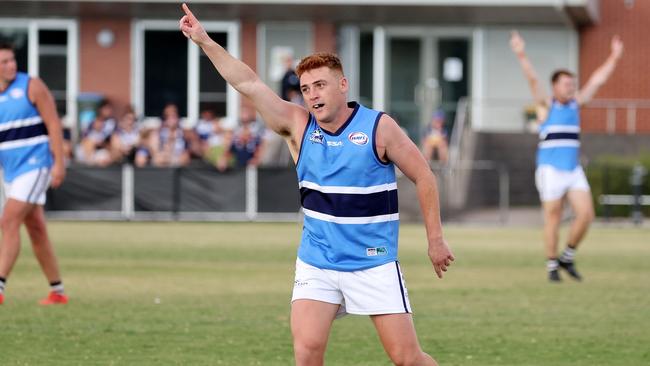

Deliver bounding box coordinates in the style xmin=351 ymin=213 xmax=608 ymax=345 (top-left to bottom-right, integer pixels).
xmin=3 ymin=167 xmax=51 ymax=205
xmin=535 ymin=165 xmax=590 ymax=202
xmin=291 ymin=258 xmax=412 ymax=317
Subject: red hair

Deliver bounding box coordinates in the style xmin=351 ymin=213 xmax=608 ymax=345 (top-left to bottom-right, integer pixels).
xmin=296 ymin=52 xmax=344 ymax=78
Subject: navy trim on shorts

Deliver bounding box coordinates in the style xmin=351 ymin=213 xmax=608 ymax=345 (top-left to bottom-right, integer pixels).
xmin=395 ymin=261 xmax=409 ymax=313
xmin=26 ymin=168 xmax=45 ymax=203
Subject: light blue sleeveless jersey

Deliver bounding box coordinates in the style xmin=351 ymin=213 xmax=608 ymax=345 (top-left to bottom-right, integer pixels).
xmin=0 ymin=72 xmax=52 ymax=182
xmin=537 ymin=99 xmax=580 ymax=171
xmin=296 ymin=102 xmax=399 ymax=271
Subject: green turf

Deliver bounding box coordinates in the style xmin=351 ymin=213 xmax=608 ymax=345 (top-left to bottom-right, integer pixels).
xmin=0 ymin=222 xmax=648 ymax=365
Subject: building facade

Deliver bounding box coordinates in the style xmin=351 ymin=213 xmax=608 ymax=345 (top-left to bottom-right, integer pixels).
xmin=2 ymin=0 xmax=645 ymax=141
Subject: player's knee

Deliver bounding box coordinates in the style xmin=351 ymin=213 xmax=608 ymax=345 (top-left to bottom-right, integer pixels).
xmin=293 ymin=338 xmax=327 ymax=363
xmin=387 ymin=347 xmax=426 ymax=366
xmin=0 ymin=214 xmax=22 ymax=232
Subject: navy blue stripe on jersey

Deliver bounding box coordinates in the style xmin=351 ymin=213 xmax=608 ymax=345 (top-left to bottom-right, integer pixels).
xmin=543 ymin=132 xmax=579 ymax=141
xmin=0 ymin=123 xmax=47 ymax=142
xmin=300 ymin=187 xmax=398 ymax=218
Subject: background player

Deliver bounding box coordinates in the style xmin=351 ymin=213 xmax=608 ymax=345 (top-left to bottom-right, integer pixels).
xmin=509 ymin=31 xmax=623 ymax=282
xmin=0 ymin=41 xmax=68 ymax=305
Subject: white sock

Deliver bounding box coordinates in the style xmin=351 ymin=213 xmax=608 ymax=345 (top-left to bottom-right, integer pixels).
xmin=0 ymin=277 xmax=5 ymax=294
xmin=560 ymin=247 xmax=576 ymax=263
xmin=50 ymin=281 xmax=65 ymax=295
xmin=547 ymin=259 xmax=559 ymax=272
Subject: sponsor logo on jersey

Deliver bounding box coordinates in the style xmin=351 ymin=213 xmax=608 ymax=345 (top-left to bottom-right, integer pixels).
xmin=348 ymin=132 xmax=369 ymax=145
xmin=366 ymin=247 xmax=387 ymax=256
xmin=28 ymin=157 xmax=40 ymax=165
xmin=326 ymin=140 xmax=343 ymax=147
xmin=10 ymin=88 xmax=25 ymax=100
xmin=309 ymin=128 xmax=324 ymax=144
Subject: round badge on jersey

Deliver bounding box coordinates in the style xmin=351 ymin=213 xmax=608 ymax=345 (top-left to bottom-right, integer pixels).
xmin=10 ymin=88 xmax=25 ymax=99
xmin=348 ymin=132 xmax=369 ymax=145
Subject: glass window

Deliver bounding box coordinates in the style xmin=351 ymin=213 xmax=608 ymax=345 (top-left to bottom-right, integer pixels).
xmin=359 ymin=32 xmax=374 ymax=108
xmin=39 ymin=30 xmax=68 ymax=116
xmin=144 ymin=30 xmax=188 ymax=117
xmin=199 ymin=32 xmax=228 ymax=117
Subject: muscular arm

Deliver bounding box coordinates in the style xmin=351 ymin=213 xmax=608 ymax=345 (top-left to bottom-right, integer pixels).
xmin=577 ymin=35 xmax=624 ymax=105
xmin=179 ymin=3 xmax=307 ymax=140
xmin=376 ymin=115 xmax=454 ymax=278
xmin=510 ymin=31 xmax=548 ymax=109
xmin=29 ymin=77 xmax=65 ymax=188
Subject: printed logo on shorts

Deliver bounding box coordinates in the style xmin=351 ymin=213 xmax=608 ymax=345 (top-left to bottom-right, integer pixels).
xmin=366 ymin=247 xmax=387 ymax=256
xmin=294 ymin=280 xmax=309 ymax=288
xmin=348 ymin=132 xmax=368 ymax=145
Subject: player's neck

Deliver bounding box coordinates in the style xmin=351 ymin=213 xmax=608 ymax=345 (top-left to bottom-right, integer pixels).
xmin=0 ymin=80 xmax=9 ymax=93
xmin=317 ymin=104 xmax=354 ymax=134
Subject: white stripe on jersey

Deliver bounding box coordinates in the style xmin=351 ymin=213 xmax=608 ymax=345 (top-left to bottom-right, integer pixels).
xmin=0 ymin=135 xmax=49 ymax=150
xmin=303 ymin=208 xmax=399 ymax=224
xmin=538 ymin=140 xmax=581 ymax=149
xmin=299 ymin=181 xmax=397 ymax=194
xmin=0 ymin=116 xmax=43 ymax=132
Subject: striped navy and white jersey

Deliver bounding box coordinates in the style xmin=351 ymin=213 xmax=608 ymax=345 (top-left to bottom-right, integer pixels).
xmin=0 ymin=72 xmax=52 ymax=182
xmin=537 ymin=99 xmax=580 ymax=171
xmin=296 ymin=102 xmax=399 ymax=271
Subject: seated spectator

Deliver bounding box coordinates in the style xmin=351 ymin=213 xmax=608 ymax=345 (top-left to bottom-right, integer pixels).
xmin=156 ymin=103 xmax=190 ymax=167
xmin=195 ymin=108 xmax=227 ymax=165
xmin=77 ymin=100 xmax=116 ymax=166
xmin=110 ymin=106 xmax=140 ymax=163
xmin=134 ymin=127 xmax=159 ymax=168
xmin=218 ymin=107 xmax=264 ymax=171
xmin=421 ymin=110 xmax=449 ymax=165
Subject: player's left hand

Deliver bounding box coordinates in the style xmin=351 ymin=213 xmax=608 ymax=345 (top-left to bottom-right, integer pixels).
xmin=428 ymin=237 xmax=455 ymax=279
xmin=50 ymin=161 xmax=66 ymax=188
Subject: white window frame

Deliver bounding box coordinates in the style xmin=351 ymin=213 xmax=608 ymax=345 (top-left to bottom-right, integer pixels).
xmin=132 ymin=20 xmax=240 ymax=124
xmin=0 ymin=18 xmax=79 ymax=131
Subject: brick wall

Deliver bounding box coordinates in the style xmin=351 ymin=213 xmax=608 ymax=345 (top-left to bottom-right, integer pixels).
xmin=580 ymin=0 xmax=650 ymax=133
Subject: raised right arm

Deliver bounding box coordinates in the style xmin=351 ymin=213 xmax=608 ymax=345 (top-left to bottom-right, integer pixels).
xmin=179 ymin=3 xmax=307 ymax=138
xmin=510 ymin=31 xmax=548 ymax=108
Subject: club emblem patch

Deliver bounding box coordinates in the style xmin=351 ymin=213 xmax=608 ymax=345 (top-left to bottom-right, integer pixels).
xmin=309 ymin=128 xmax=324 ymax=144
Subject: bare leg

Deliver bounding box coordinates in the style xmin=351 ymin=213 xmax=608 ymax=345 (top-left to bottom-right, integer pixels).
xmin=372 ymin=313 xmax=437 ymax=366
xmin=24 ymin=205 xmax=62 ymax=283
xmin=541 ymin=198 xmax=564 ymax=259
xmin=565 ymin=190 xmax=595 ymax=249
xmin=291 ymin=299 xmax=339 ymax=366
xmin=0 ymin=199 xmax=35 ymax=278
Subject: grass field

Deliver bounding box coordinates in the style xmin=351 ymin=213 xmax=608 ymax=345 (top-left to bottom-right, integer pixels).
xmin=0 ymin=222 xmax=648 ymax=365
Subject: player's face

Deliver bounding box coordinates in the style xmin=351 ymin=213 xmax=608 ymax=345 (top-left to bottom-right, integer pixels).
xmin=0 ymin=49 xmax=18 ymax=85
xmin=300 ymin=66 xmax=348 ymax=124
xmin=552 ymin=75 xmax=576 ymax=102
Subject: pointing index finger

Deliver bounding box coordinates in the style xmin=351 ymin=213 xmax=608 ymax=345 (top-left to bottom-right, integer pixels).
xmin=182 ymin=3 xmax=196 ymax=20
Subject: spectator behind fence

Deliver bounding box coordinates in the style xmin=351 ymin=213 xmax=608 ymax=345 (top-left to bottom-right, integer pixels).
xmin=195 ymin=108 xmax=227 ymax=165
xmin=156 ymin=103 xmax=190 ymax=167
xmin=218 ymin=106 xmax=263 ymax=171
xmin=110 ymin=106 xmax=140 ymax=164
xmin=421 ymin=110 xmax=449 ymax=165
xmin=134 ymin=127 xmax=159 ymax=167
xmin=77 ymin=100 xmax=116 ymax=166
